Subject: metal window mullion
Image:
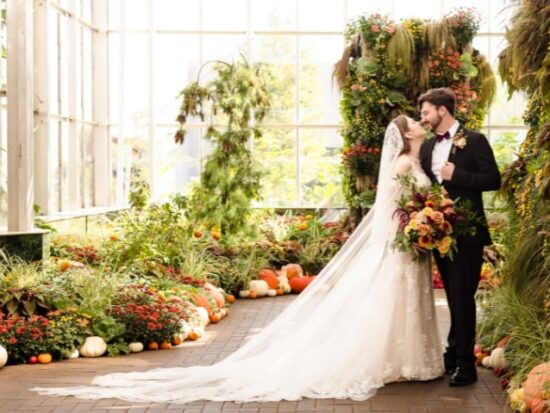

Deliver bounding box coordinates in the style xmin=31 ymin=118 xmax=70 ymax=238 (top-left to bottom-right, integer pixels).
xmin=92 ymin=0 xmax=110 ymax=207
xmin=33 ymin=0 xmax=52 ymax=215
xmin=148 ymin=0 xmax=155 ymax=198
xmin=295 ymin=1 xmax=301 ymax=208
xmin=116 ymin=0 xmax=126 ymax=205
xmin=66 ymin=2 xmax=80 ymax=211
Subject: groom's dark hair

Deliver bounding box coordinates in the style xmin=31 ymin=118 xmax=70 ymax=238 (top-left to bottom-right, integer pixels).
xmin=418 ymin=88 xmax=456 ymax=116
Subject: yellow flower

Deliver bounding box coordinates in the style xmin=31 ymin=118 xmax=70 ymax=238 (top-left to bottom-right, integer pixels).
xmin=409 ymin=219 xmax=418 ymax=229
xmin=436 ymin=236 xmax=452 ymax=254
xmin=422 ymin=207 xmax=434 ymax=218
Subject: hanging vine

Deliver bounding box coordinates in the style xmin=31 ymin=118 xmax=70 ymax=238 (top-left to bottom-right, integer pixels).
xmin=174 ymin=56 xmax=272 ymax=237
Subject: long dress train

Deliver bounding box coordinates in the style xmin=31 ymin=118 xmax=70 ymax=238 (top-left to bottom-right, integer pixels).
xmin=34 ymin=123 xmax=444 ymax=403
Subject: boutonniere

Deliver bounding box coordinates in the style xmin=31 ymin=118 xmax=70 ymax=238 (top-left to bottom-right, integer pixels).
xmin=451 ymin=130 xmax=467 ymax=155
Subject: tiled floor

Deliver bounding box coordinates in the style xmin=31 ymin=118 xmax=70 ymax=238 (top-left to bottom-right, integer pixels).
xmin=0 ymin=290 xmax=512 ymax=413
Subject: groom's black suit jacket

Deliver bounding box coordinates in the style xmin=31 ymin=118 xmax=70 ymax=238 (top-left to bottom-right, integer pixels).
xmin=420 ymin=126 xmax=501 ymax=246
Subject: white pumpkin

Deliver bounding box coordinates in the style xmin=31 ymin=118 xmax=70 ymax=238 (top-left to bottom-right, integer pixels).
xmin=0 ymin=345 xmax=7 ymax=368
xmin=195 ymin=306 xmax=210 ymax=328
xmin=277 ymin=274 xmax=291 ymax=294
xmin=69 ymin=349 xmax=80 ymax=359
xmin=248 ymin=280 xmax=269 ymax=297
xmin=482 ymin=347 xmax=509 ymax=369
xmin=178 ymin=320 xmax=192 ymax=340
xmin=129 ymin=342 xmax=144 ymax=353
xmin=267 ymin=289 xmax=277 ymax=297
xmin=239 ymin=290 xmax=250 ymax=298
xmin=79 ymin=336 xmax=107 ymax=358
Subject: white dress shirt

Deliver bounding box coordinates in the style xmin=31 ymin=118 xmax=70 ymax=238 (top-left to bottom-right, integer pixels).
xmin=431 ymin=121 xmax=460 ymax=183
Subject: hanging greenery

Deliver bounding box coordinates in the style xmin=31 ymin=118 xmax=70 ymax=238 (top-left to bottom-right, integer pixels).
xmin=174 ymin=57 xmax=272 ymax=237
xmin=334 ymin=8 xmax=495 ymax=220
xmin=477 ymin=0 xmax=550 ymax=390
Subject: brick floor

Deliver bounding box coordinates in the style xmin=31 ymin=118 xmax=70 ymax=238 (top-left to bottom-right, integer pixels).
xmin=0 ymin=290 xmax=512 ymax=413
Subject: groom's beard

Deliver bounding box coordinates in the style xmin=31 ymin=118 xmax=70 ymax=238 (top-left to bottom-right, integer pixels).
xmin=430 ymin=114 xmax=443 ymax=132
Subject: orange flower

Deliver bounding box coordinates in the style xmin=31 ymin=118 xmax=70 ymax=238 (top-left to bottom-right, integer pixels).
xmin=418 ymin=234 xmax=433 ymax=249
xmin=442 ymin=198 xmax=454 ymax=207
xmin=425 ymin=200 xmax=436 ymax=208
xmin=431 ymin=211 xmax=444 ymax=225
xmin=417 ymin=224 xmax=431 ymax=236
xmin=440 ymin=221 xmax=453 ymax=234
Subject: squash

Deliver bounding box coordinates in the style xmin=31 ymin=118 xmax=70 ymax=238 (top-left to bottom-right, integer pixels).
xmin=289 ymin=275 xmax=316 ymax=293
xmin=258 ymin=269 xmax=279 ymax=289
xmin=248 ymin=280 xmax=269 ymax=297
xmin=283 ymin=263 xmax=303 ymax=279
xmin=524 ymin=362 xmax=550 ymax=408
xmin=225 ymin=293 xmax=236 ymax=303
xmin=239 ymin=290 xmax=250 ymax=298
xmin=193 ymin=293 xmax=213 ymax=316
xmin=79 ymin=336 xmax=107 ymax=358
xmin=277 ymin=274 xmax=291 ymax=294
xmin=38 ymin=353 xmax=52 ymax=364
xmin=481 ymin=347 xmax=509 ymax=369
xmin=69 ymin=349 xmax=80 ymax=359
xmin=531 ymin=398 xmax=549 ymax=413
xmin=129 ymin=342 xmax=144 ymax=353
xmin=0 ymin=345 xmax=7 ymax=368
xmin=195 ymin=306 xmax=210 ymax=328
xmin=159 ymin=341 xmax=171 ymax=350
xmin=267 ymin=289 xmax=277 ymax=297
xmin=204 ymin=283 xmax=225 ymax=308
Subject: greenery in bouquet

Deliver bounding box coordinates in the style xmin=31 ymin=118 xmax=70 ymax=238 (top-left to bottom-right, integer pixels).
xmin=393 ymin=175 xmax=479 ymax=260
xmin=0 ymin=312 xmax=51 ymax=363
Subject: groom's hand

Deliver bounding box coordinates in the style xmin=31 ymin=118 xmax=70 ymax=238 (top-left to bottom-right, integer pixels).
xmin=441 ymin=162 xmax=455 ymax=181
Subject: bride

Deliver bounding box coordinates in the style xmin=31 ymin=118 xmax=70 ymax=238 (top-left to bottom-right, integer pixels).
xmin=34 ymin=115 xmax=444 ymax=403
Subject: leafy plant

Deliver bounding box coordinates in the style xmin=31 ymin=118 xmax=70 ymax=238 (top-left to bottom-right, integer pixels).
xmin=175 ymin=56 xmax=272 ymax=237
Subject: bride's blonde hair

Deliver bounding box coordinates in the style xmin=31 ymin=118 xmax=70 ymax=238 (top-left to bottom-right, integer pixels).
xmin=391 ymin=115 xmax=412 ymax=156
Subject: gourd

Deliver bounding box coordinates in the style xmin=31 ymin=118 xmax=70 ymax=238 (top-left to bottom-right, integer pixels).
xmin=481 ymin=347 xmax=509 ymax=369
xmin=204 ymin=282 xmax=225 ymax=308
xmin=258 ymin=269 xmax=279 ymax=289
xmin=79 ymin=336 xmax=107 ymax=358
xmin=0 ymin=345 xmax=7 ymax=368
xmin=248 ymin=280 xmax=269 ymax=297
xmin=524 ymin=362 xmax=550 ymax=409
xmin=129 ymin=342 xmax=144 ymax=353
xmin=289 ymin=275 xmax=316 ymax=293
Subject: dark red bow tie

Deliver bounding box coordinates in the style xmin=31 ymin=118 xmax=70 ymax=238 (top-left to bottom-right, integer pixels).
xmin=435 ymin=131 xmax=451 ymax=143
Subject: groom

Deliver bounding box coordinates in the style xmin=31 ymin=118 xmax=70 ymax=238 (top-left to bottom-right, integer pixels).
xmin=418 ymin=88 xmax=501 ymax=386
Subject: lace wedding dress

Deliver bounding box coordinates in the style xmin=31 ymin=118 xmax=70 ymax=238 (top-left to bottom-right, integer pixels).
xmin=34 ymin=123 xmax=444 ymax=403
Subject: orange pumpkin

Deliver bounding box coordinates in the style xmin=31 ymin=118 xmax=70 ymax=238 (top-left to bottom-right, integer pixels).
xmin=159 ymin=341 xmax=171 ymax=350
xmin=226 ymin=294 xmax=236 ymax=303
xmin=204 ymin=282 xmax=225 ymax=308
xmin=248 ymin=291 xmax=257 ymax=299
xmin=276 ymin=288 xmax=284 ymax=295
xmin=210 ymin=312 xmax=222 ymax=324
xmin=187 ymin=331 xmax=200 ymax=341
xmin=147 ymin=342 xmax=159 ymax=350
xmin=285 ymin=264 xmax=303 ymax=279
xmin=258 ymin=269 xmax=279 ymax=289
xmin=524 ymin=362 xmax=550 ymax=408
xmin=38 ymin=353 xmax=52 ymax=364
xmin=289 ymin=275 xmax=316 ymax=293
xmin=193 ymin=293 xmax=213 ymax=316
xmin=532 ymin=398 xmax=550 ymax=413
xmin=171 ymin=336 xmax=183 ymax=346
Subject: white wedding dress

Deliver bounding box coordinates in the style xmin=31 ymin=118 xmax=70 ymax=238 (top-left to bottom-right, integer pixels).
xmin=34 ymin=123 xmax=444 ymax=403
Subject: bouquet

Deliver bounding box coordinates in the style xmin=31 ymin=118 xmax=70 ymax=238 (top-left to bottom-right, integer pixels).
xmin=393 ymin=175 xmax=478 ymax=260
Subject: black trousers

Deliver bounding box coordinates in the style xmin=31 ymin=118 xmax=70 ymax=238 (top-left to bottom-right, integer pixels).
xmin=434 ymin=244 xmax=484 ymax=370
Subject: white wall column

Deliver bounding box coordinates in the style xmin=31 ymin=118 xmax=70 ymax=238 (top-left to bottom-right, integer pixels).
xmin=33 ymin=0 xmax=52 ymax=215
xmin=7 ymin=0 xmax=34 ymax=232
xmin=92 ymin=0 xmax=110 ymax=206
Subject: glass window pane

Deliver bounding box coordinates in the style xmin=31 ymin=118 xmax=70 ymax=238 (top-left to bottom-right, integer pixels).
xmin=489 ymin=0 xmax=515 ymax=33
xmin=252 ymin=35 xmax=296 ymax=125
xmin=82 ymin=28 xmax=93 ymax=122
xmin=155 ymin=34 xmax=200 ymax=124
xmin=60 ymin=121 xmax=70 ymax=211
xmin=202 ymin=34 xmax=247 ymax=62
xmin=108 ymin=0 xmax=120 ymax=29
xmin=347 ymin=0 xmax=393 ymax=20
xmin=202 ymin=0 xmax=247 ymax=31
xmin=81 ymin=125 xmax=94 ymax=208
xmin=123 ymin=0 xmax=149 ymax=30
xmin=489 ymin=129 xmax=527 ymax=168
xmin=489 ymin=76 xmax=528 ymax=126
xmin=298 ymin=35 xmax=343 ymax=125
xmin=155 ymin=0 xmax=200 ymax=30
xmin=81 ymin=0 xmax=92 ymax=23
xmin=108 ymin=33 xmax=120 ymax=122
xmin=153 ymin=126 xmax=201 ymax=200
xmin=300 ymin=128 xmax=344 ymax=208
xmin=394 ymin=0 xmax=441 ymax=21
xmin=48 ymin=8 xmax=59 ymax=115
xmin=124 ymin=34 xmax=148 ymax=122
xmin=59 ymin=13 xmax=70 ymax=117
xmin=251 ymin=0 xmax=296 ymax=31
xmin=49 ymin=121 xmax=60 ymax=213
xmin=255 ymin=128 xmax=297 ymax=207
xmin=298 ymin=0 xmax=343 ymax=32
